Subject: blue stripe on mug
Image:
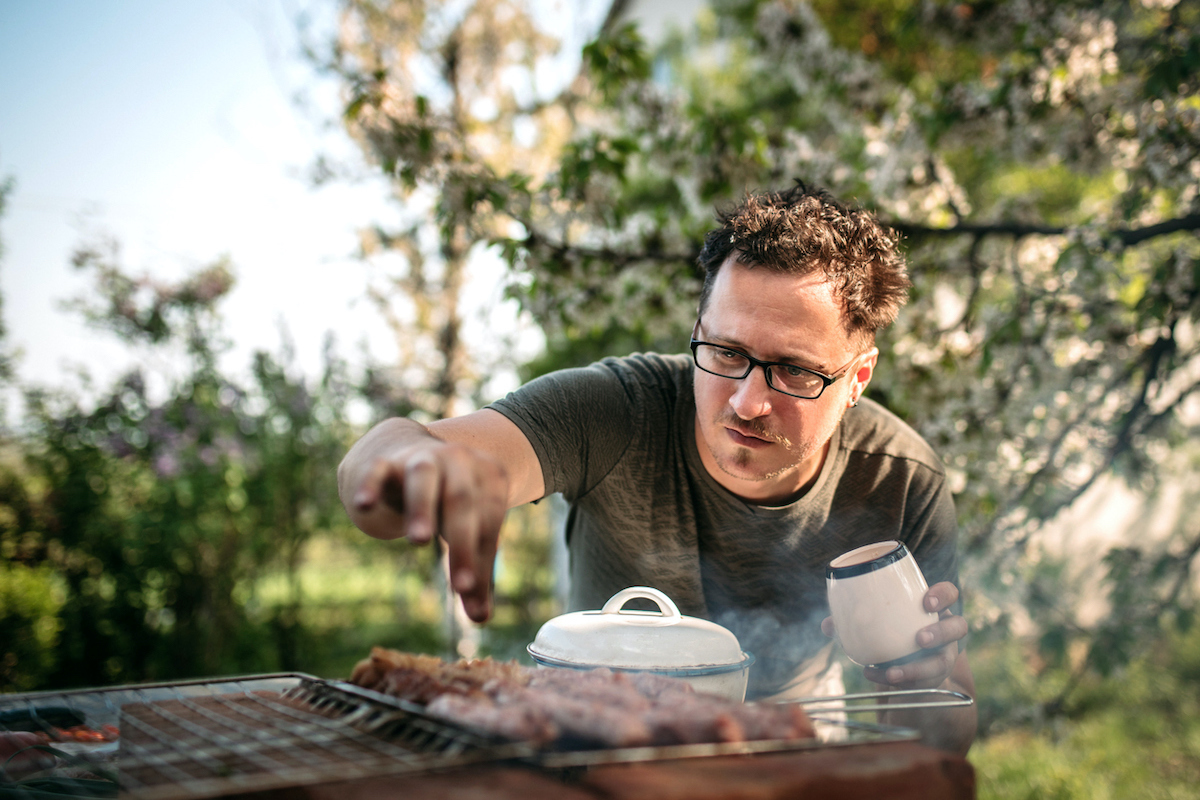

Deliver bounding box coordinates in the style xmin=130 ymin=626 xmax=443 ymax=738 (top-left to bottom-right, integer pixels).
xmin=826 ymin=541 xmax=908 ymax=579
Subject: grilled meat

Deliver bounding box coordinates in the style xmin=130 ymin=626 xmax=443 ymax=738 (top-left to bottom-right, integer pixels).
xmin=348 ymin=648 xmax=815 ymax=749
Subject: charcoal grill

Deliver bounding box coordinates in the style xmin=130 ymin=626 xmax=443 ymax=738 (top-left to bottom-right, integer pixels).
xmin=0 ymin=674 xmax=529 ymax=799
xmin=0 ymin=674 xmax=959 ymax=798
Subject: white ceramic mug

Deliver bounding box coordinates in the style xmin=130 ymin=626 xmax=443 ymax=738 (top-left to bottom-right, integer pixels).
xmin=826 ymin=541 xmax=939 ymax=668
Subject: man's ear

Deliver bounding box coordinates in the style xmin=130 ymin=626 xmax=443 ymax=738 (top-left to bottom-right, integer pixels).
xmin=850 ymin=348 xmax=879 ymax=406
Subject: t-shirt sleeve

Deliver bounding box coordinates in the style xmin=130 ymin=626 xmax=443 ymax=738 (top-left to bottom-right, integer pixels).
xmin=843 ymin=402 xmax=960 ymax=594
xmin=901 ymin=472 xmax=963 ymax=624
xmin=906 ymin=476 xmax=959 ymax=587
xmin=487 ymin=361 xmax=639 ymax=501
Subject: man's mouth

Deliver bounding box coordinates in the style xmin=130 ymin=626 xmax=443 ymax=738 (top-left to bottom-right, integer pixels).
xmin=727 ymin=426 xmax=771 ymax=448
xmin=714 ymin=410 xmax=792 ymax=450
xmin=724 ymin=422 xmax=788 ymax=449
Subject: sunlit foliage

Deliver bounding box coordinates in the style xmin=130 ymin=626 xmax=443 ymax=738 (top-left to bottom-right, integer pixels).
xmin=0 ymin=239 xmax=380 ymax=688
xmin=329 ymin=0 xmax=1200 ymax=720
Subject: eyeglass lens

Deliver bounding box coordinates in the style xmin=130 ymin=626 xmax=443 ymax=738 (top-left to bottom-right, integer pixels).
xmin=694 ymin=344 xmax=827 ymax=398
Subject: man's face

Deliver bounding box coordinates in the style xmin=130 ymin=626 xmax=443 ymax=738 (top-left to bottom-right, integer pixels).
xmin=693 ymin=257 xmax=876 ymax=504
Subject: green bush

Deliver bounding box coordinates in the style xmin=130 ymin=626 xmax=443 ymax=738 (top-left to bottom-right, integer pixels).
xmin=0 ymin=561 xmax=66 ymax=692
xmin=971 ymin=618 xmax=1200 ymax=799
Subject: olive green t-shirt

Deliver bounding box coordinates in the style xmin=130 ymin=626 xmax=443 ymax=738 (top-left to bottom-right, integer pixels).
xmin=489 ymin=353 xmax=959 ymax=699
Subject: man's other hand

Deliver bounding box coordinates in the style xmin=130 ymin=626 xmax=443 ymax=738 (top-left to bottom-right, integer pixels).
xmin=819 ymin=580 xmax=968 ymax=690
xmin=339 ymin=412 xmax=544 ymax=624
xmin=340 ymin=419 xmax=510 ymax=622
xmin=862 ymin=581 xmax=967 ymax=690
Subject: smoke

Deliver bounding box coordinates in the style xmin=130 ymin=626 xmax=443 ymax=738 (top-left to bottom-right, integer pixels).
xmin=712 ymin=602 xmax=833 ymax=697
xmin=702 ymin=535 xmax=837 ymax=699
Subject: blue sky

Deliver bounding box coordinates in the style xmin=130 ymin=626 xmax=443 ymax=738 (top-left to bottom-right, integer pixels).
xmin=0 ymin=0 xmax=619 ymax=419
xmin=0 ymin=0 xmax=402 ymax=405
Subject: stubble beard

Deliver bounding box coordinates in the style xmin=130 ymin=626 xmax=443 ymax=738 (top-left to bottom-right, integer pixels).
xmin=708 ymin=411 xmax=817 ymax=483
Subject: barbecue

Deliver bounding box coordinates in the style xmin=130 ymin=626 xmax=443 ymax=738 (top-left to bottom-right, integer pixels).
xmin=0 ymin=662 xmax=974 ymax=796
xmin=1 ymin=583 xmax=976 ymax=797
xmin=1 ymin=585 xmax=975 ymax=797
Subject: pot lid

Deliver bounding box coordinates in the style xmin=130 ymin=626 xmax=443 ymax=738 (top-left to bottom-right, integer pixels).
xmin=527 ymin=586 xmax=748 ymax=670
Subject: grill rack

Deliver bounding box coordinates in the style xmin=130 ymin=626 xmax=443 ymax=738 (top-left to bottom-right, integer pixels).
xmin=0 ymin=673 xmax=530 ymax=800
xmin=288 ymin=677 xmax=925 ymax=771
xmin=0 ymin=674 xmax=955 ymax=798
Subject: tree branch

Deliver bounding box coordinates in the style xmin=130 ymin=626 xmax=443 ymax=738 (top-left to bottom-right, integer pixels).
xmin=513 ymin=213 xmax=1200 ymax=274
xmin=521 ymin=229 xmax=696 ymax=267
xmin=966 ymin=325 xmax=1194 ymax=558
xmin=889 ymin=213 xmax=1200 ymax=246
xmin=1045 ymin=523 xmax=1200 ymax=717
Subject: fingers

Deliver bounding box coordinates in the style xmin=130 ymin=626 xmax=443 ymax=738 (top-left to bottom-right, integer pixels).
xmin=864 ymin=642 xmax=959 ymax=690
xmin=820 ymin=616 xmax=835 ymax=638
xmin=443 ymin=454 xmax=507 ymax=623
xmin=458 ymin=561 xmax=494 ymax=624
xmin=916 ymin=612 xmax=969 ymax=650
xmin=924 ymin=581 xmax=959 ymax=613
xmin=861 ymin=602 xmax=968 ymax=689
xmin=351 ymin=456 xmax=386 ymax=512
xmin=443 ymin=476 xmax=483 ymax=595
xmin=354 ymin=442 xmax=508 ymax=622
xmin=460 ymin=491 xmax=504 ymax=623
xmin=350 ymin=458 xmax=408 ymax=541
xmin=403 ymin=452 xmax=441 ymax=544
xmin=341 ymin=418 xmax=512 ymax=623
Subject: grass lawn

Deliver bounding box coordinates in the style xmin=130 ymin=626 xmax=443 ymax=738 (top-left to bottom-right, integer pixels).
xmin=251 ymin=514 xmax=561 ymax=679
xmin=968 ymin=625 xmax=1200 ymax=799
xmin=971 ymin=707 xmax=1200 ymax=800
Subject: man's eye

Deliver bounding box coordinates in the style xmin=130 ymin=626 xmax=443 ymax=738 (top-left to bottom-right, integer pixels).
xmin=782 ymin=365 xmax=808 ymax=378
xmin=716 ymin=348 xmax=742 ymax=360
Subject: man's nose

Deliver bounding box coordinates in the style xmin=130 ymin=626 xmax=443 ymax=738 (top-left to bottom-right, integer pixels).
xmin=728 ymin=365 xmax=773 ymax=419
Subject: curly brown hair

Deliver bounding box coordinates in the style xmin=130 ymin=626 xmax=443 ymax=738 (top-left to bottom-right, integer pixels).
xmin=697 ymin=182 xmax=911 ymax=345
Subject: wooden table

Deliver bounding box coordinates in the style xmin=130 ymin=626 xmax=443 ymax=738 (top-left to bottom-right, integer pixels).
xmin=237 ymin=740 xmax=975 ymax=800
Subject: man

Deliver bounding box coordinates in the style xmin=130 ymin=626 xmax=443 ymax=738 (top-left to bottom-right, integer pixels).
xmin=339 ymin=183 xmax=977 ymax=753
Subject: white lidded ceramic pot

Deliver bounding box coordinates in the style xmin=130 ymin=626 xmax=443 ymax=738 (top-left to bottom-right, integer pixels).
xmin=527 ymin=586 xmax=755 ymax=701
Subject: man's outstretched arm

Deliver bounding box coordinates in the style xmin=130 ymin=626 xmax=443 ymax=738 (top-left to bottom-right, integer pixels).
xmin=337 ymin=410 xmax=544 ymax=621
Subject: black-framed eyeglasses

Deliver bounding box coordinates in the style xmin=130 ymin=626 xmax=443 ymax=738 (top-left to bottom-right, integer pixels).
xmin=689 ymin=338 xmax=860 ymax=400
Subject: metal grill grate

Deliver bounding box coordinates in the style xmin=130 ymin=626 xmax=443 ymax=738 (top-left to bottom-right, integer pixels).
xmin=0 ymin=674 xmax=531 ymax=800
xmin=1 ymin=674 xmax=954 ymax=796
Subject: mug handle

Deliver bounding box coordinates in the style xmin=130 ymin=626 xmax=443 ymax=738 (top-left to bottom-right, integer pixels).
xmin=601 ymin=586 xmax=683 ymax=619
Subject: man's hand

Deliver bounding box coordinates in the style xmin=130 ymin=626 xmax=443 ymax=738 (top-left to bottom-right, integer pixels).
xmin=863 ymin=581 xmax=967 ymax=689
xmin=821 ymin=581 xmax=967 ymax=688
xmin=821 ymin=580 xmax=977 ymax=753
xmin=339 ymin=417 xmax=513 ymax=623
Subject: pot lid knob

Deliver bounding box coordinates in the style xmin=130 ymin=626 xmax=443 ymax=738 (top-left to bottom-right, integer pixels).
xmin=600 ymin=587 xmax=682 ymax=619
